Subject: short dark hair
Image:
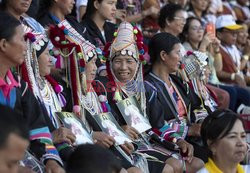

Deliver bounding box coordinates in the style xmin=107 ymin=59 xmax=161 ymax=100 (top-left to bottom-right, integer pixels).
xmin=0 ymin=105 xmax=29 ymax=149
xmin=158 ymin=3 xmax=183 ymax=29
xmin=201 ymin=109 xmax=244 ymax=156
xmin=0 ymin=11 xmax=21 ymax=41
xmin=148 ymin=32 xmax=181 ymax=65
xmin=66 ymin=144 xmax=122 ymax=173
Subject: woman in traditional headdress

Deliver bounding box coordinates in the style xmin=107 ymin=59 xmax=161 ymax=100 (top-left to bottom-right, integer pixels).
xmin=103 ymin=21 xmax=204 ymax=173
xmin=180 ymin=17 xmax=230 ymax=110
xmin=181 ymin=16 xmax=250 ymax=113
xmin=1 ymin=0 xmax=79 ymax=166
xmin=0 ymin=11 xmax=64 ymax=173
xmin=48 ymin=22 xmax=145 ymax=173
xmin=36 ymin=0 xmax=97 ymax=111
xmin=22 ymin=29 xmax=78 ymax=162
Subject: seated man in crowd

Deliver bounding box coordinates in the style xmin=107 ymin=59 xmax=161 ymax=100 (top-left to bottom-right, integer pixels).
xmin=216 ymin=14 xmax=250 ymax=87
xmin=0 ymin=105 xmax=29 ymax=173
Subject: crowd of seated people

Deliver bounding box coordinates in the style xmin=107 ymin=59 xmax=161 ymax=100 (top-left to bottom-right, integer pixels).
xmin=0 ymin=0 xmax=250 ymax=173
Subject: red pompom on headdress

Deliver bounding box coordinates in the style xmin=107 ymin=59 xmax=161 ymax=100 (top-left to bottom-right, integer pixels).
xmin=48 ymin=24 xmax=82 ymax=115
xmin=186 ymin=50 xmax=193 ymax=56
xmin=48 ymin=25 xmax=76 ymax=51
xmin=25 ymin=32 xmax=36 ymax=42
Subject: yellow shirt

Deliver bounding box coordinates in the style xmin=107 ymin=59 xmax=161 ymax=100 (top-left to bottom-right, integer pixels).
xmin=204 ymin=158 xmax=245 ymax=173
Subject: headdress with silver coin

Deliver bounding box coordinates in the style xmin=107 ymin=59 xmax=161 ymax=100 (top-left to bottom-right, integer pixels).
xmin=105 ymin=22 xmax=148 ymax=116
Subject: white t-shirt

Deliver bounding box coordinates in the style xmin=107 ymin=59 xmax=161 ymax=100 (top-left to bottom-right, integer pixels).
xmin=76 ymin=0 xmax=88 ymax=21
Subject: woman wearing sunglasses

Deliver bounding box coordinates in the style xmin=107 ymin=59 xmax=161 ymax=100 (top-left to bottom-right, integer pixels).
xmin=198 ymin=109 xmax=250 ymax=172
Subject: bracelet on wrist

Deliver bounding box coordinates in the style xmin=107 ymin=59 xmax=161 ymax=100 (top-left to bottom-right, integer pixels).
xmin=214 ymin=49 xmax=220 ymax=54
xmin=243 ymin=55 xmax=249 ymax=61
xmin=231 ymin=73 xmax=236 ymax=81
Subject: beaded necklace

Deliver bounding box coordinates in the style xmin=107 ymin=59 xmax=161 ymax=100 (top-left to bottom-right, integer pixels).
xmin=39 ymin=79 xmax=62 ymax=128
xmin=111 ymin=61 xmax=147 ymax=117
xmin=22 ymin=24 xmax=62 ymax=128
xmin=81 ymin=86 xmax=103 ymax=116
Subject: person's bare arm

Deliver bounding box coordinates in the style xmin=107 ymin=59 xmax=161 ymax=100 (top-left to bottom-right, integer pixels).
xmin=241 ymin=39 xmax=250 ymax=70
xmin=216 ymin=69 xmax=233 ymax=81
xmin=126 ymin=6 xmax=159 ymax=23
xmin=126 ymin=13 xmax=145 ymax=23
xmin=216 ymin=70 xmax=246 ymax=87
xmin=213 ymin=53 xmax=223 ymax=71
xmin=210 ymin=38 xmax=223 ymax=71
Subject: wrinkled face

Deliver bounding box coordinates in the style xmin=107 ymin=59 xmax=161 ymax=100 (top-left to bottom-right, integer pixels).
xmin=85 ymin=56 xmax=97 ymax=82
xmin=210 ymin=120 xmax=247 ymax=164
xmin=55 ymin=0 xmax=75 ymax=15
xmin=0 ymin=134 xmax=29 ymax=173
xmin=168 ymin=10 xmax=187 ymax=36
xmin=95 ymin=0 xmax=117 ymax=21
xmin=218 ymin=29 xmax=238 ymax=46
xmin=6 ymin=0 xmax=32 ymax=15
xmin=111 ymin=55 xmax=138 ymax=83
xmin=237 ymin=26 xmax=249 ymax=45
xmin=191 ymin=0 xmax=209 ymax=11
xmin=38 ymin=47 xmax=53 ymax=77
xmin=187 ymin=19 xmax=205 ymax=43
xmin=1 ymin=25 xmax=26 ymax=67
xmin=162 ymin=43 xmax=182 ymax=73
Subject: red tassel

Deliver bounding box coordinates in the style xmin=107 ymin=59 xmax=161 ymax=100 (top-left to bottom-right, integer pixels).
xmin=186 ymin=51 xmax=193 ymax=56
xmin=187 ymin=81 xmax=194 ymax=90
xmin=48 ymin=25 xmax=76 ymax=50
xmin=69 ymin=54 xmax=79 ymax=108
xmin=45 ymin=75 xmax=63 ymax=94
xmin=20 ymin=63 xmax=32 ymax=90
xmin=79 ymin=59 xmax=85 ymax=67
xmin=25 ymin=32 xmax=36 ymax=42
xmin=106 ymin=61 xmax=116 ymax=88
xmin=103 ymin=42 xmax=112 ymax=59
xmin=143 ymin=44 xmax=148 ymax=53
xmin=139 ymin=55 xmax=144 ymax=62
xmin=45 ymin=75 xmax=57 ymax=87
xmin=106 ymin=61 xmax=117 ymax=103
xmin=76 ymin=45 xmax=81 ymax=53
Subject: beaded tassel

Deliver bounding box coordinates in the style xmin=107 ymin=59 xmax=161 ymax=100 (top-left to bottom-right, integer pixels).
xmin=99 ymin=95 xmax=108 ymax=112
xmin=113 ymin=89 xmax=122 ymax=102
xmin=179 ymin=63 xmax=189 ymax=82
